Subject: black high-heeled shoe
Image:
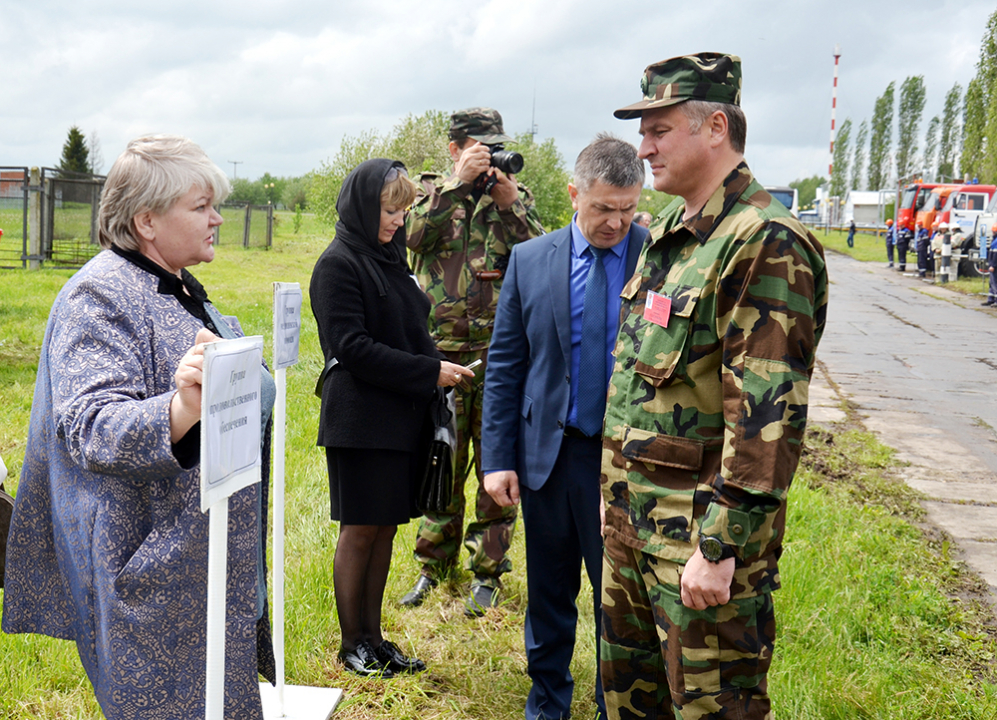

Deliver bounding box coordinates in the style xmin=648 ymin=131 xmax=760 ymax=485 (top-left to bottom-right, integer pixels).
xmin=338 ymin=641 xmax=395 ymax=678
xmin=374 ymin=640 xmax=426 ymax=673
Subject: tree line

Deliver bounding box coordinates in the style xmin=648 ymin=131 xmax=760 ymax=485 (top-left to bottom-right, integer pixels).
xmin=793 ymin=7 xmax=997 ymax=208
xmin=304 ymin=109 xmax=673 ymax=232
xmin=55 ymin=112 xmax=677 ymax=229
xmin=55 ymin=125 xmax=313 ymax=211
xmin=307 ymin=110 xmax=574 ymax=232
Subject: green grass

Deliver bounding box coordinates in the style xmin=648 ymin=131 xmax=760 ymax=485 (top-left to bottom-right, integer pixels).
xmin=2 ymin=213 xmax=997 ymax=718
xmin=942 ymin=274 xmax=990 ymax=298
xmin=0 ymin=207 xmax=28 ymax=268
xmin=216 ymin=204 xmax=272 ymax=250
xmin=777 ymin=428 xmax=997 ymax=719
xmin=818 ymin=227 xmax=994 ymax=298
xmin=0 ymin=208 xmax=25 ymax=240
xmin=812 ymin=227 xmax=893 ymax=263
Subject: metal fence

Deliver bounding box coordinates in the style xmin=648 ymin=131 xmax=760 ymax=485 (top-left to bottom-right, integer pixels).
xmin=42 ymin=167 xmax=105 ymax=268
xmin=216 ymin=203 xmax=273 ymax=249
xmin=0 ymin=172 xmax=273 ymax=269
xmin=0 ymin=167 xmax=29 ymax=268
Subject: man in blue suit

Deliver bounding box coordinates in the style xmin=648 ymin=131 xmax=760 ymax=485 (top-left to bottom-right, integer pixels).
xmin=482 ymin=134 xmax=647 ymax=720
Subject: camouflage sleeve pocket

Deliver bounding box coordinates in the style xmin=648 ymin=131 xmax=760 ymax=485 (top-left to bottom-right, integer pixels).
xmin=633 ymin=284 xmax=701 ymax=387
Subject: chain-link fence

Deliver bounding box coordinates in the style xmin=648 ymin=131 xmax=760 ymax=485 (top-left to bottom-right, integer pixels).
xmin=216 ymin=203 xmax=273 ymax=249
xmin=0 ymin=167 xmax=28 ymax=268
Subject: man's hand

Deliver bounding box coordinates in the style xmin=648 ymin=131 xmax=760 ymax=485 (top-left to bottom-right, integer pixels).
xmin=454 ymin=141 xmax=493 ymax=185
xmin=484 ymin=470 xmax=520 ymax=507
xmin=489 ymin=169 xmax=520 ymax=211
xmin=680 ymin=548 xmax=735 ymax=611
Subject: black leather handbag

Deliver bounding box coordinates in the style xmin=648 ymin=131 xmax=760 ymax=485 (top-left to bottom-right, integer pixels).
xmin=416 ymin=388 xmax=456 ymax=514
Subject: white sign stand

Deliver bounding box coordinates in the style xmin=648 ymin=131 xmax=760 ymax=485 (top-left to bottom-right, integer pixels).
xmin=201 ymin=336 xmax=264 ymax=720
xmin=259 ymin=282 xmax=342 ymax=720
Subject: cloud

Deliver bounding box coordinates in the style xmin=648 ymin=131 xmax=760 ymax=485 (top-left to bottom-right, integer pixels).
xmin=1 ymin=0 xmax=994 ymax=186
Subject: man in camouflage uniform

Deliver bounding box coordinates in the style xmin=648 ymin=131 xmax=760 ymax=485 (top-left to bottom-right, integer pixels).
xmin=600 ymin=54 xmax=828 ymax=719
xmin=403 ymin=107 xmax=545 ymax=615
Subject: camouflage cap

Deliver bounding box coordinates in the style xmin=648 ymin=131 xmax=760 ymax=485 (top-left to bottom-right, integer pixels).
xmin=449 ymin=107 xmax=513 ymax=144
xmin=614 ymin=52 xmax=742 ymax=120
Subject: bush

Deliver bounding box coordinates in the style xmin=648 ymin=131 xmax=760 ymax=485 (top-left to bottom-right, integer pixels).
xmin=307 ymin=113 xmax=574 ymax=231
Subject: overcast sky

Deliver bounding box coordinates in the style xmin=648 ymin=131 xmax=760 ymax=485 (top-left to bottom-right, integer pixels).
xmin=2 ymin=0 xmax=993 ymax=188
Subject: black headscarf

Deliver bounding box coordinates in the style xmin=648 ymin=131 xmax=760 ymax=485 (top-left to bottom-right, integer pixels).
xmin=335 ymin=158 xmax=411 ymax=296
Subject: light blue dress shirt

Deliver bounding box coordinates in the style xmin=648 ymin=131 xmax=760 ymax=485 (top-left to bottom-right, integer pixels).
xmin=566 ymin=216 xmax=631 ymax=428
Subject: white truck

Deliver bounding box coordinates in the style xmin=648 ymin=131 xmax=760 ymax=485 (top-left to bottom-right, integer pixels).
xmin=971 ymin=192 xmax=997 ymax=277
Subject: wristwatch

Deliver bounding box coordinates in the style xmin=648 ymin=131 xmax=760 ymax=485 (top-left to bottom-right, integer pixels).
xmin=699 ymin=535 xmax=736 ymax=564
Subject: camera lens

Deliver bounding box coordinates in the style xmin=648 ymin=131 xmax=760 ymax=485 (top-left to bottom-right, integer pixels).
xmin=489 ymin=147 xmax=524 ymax=175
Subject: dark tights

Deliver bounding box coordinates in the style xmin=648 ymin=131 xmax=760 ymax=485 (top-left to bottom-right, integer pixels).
xmin=334 ymin=524 xmax=397 ymax=652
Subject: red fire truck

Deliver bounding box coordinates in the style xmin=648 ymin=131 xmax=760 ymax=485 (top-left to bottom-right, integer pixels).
xmin=898 ymin=182 xmax=953 ymax=232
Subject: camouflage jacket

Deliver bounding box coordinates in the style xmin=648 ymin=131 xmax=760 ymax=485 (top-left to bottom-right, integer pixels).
xmin=406 ymin=172 xmax=545 ymax=352
xmin=601 ymin=163 xmax=828 ymax=598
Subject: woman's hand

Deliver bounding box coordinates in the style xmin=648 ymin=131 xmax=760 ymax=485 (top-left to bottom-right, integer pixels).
xmin=438 ymin=360 xmax=475 ymax=388
xmin=169 ymin=327 xmax=220 ymax=442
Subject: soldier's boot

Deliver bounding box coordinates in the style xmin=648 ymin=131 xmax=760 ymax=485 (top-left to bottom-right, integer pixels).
xmin=400 ymin=575 xmax=437 ymax=607
xmin=464 ymin=576 xmax=500 ymax=617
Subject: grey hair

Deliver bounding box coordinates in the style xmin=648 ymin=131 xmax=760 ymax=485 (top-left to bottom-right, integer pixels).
xmin=98 ymin=135 xmax=231 ymax=251
xmin=573 ymin=133 xmax=644 ymax=193
xmin=680 ymin=101 xmax=747 ymax=154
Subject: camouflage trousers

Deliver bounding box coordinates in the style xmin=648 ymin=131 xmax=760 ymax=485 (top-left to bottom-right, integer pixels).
xmin=600 ymin=533 xmax=774 ymax=720
xmin=413 ymin=349 xmax=516 ymax=587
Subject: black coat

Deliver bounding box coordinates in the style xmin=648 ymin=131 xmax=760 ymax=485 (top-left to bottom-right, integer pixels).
xmin=310 ymin=159 xmax=442 ymax=451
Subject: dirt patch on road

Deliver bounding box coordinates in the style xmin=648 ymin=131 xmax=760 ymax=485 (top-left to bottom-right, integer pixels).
xmin=801 ymin=425 xmax=924 ymax=518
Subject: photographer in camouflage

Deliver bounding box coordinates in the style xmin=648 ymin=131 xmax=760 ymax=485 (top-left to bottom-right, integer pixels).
xmin=601 ymin=53 xmax=828 ymax=719
xmin=403 ymin=108 xmax=544 ymax=615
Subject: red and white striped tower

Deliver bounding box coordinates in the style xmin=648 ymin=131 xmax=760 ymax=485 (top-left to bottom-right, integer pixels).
xmin=829 ymin=44 xmax=841 ymax=177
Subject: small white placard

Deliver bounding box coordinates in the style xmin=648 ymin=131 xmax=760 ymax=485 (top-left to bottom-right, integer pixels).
xmin=273 ymin=282 xmax=302 ymax=370
xmin=200 ymin=336 xmax=263 ymax=512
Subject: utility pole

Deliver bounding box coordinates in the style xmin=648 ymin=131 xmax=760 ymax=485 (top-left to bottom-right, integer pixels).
xmin=828 ymin=45 xmax=841 ymax=178
xmin=228 ymin=161 xmax=243 ymax=180
xmin=827 ymin=44 xmax=841 ymax=227
xmin=530 ymin=83 xmax=538 ymax=140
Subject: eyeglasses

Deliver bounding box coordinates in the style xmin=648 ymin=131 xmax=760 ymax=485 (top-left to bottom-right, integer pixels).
xmin=384 ymin=166 xmax=408 ymax=183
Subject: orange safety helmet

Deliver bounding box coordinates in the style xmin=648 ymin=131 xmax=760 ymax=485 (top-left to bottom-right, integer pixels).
xmin=886 ymin=219 xmax=893 ymax=226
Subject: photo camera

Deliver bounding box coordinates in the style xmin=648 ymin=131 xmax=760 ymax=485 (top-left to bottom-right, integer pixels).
xmin=475 ymin=144 xmax=525 ymax=194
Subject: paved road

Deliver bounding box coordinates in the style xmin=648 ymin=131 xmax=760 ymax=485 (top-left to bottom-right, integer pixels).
xmin=809 ymin=251 xmax=997 ymax=596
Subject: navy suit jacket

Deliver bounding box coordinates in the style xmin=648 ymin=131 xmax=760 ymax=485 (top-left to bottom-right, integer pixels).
xmin=481 ymin=222 xmax=648 ymax=491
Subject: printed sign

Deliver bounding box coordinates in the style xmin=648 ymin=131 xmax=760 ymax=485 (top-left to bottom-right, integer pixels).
xmin=273 ymin=282 xmax=302 ymax=370
xmin=200 ymin=336 xmax=263 ymax=511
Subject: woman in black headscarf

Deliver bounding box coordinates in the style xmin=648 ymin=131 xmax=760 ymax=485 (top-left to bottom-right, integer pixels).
xmin=310 ymin=159 xmax=473 ymax=677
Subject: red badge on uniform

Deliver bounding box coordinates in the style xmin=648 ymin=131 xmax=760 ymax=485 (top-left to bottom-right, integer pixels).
xmin=643 ymin=290 xmax=672 ymax=328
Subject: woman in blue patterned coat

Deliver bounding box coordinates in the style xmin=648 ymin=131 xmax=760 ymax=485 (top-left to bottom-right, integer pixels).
xmin=2 ymin=135 xmax=275 ymax=719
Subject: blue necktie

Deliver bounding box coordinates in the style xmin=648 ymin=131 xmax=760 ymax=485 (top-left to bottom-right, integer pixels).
xmin=577 ymin=246 xmax=608 ymax=437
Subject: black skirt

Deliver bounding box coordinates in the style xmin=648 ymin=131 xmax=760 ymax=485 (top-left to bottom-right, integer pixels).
xmin=326 ymin=447 xmax=419 ymax=525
